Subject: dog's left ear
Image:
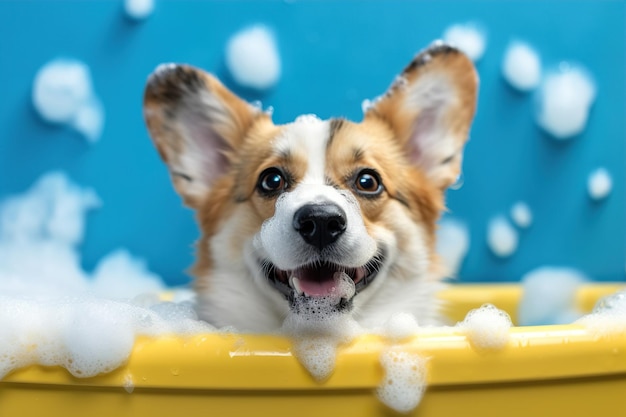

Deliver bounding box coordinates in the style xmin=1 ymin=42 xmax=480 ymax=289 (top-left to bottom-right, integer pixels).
xmin=143 ymin=64 xmax=261 ymax=208
xmin=365 ymin=43 xmax=478 ymax=189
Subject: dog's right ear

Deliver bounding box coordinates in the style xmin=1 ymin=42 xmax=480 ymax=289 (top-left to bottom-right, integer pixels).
xmin=143 ymin=64 xmax=260 ymax=208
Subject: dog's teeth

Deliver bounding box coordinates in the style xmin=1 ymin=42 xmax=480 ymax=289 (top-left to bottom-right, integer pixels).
xmin=289 ymin=276 xmax=304 ymax=296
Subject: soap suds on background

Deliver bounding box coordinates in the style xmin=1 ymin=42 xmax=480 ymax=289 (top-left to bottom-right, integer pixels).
xmin=225 ymin=25 xmax=281 ymax=90
xmin=518 ymin=267 xmax=588 ymax=326
xmin=487 ymin=216 xmax=518 ymax=257
xmin=535 ymin=63 xmax=596 ymax=139
xmin=587 ymin=168 xmax=612 ymax=201
xmin=510 ymin=202 xmax=532 ymax=229
xmin=124 ymin=0 xmax=154 ymax=20
xmin=442 ymin=22 xmax=487 ymax=61
xmin=32 ymin=59 xmax=105 ymax=143
xmin=502 ymin=41 xmax=542 ymax=91
xmin=436 ymin=218 xmax=470 ymax=277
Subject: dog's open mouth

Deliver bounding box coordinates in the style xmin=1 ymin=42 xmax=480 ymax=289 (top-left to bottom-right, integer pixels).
xmin=262 ymin=253 xmax=385 ymax=311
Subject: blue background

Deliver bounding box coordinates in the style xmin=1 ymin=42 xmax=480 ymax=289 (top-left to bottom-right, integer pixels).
xmin=0 ymin=0 xmax=624 ymax=285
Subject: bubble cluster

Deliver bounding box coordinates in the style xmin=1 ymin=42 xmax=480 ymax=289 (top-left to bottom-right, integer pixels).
xmin=535 ymin=63 xmax=596 ymax=139
xmin=382 ymin=313 xmax=420 ymax=342
xmin=436 ymin=218 xmax=469 ymax=277
xmin=487 ymin=216 xmax=518 ymax=257
xmin=576 ymin=289 xmax=626 ymax=337
xmin=518 ymin=267 xmax=587 ymax=326
xmin=510 ymin=202 xmax=533 ymax=229
xmin=226 ymin=25 xmax=281 ymax=90
xmin=502 ymin=41 xmax=542 ymax=91
xmin=442 ymin=22 xmax=487 ymax=62
xmin=457 ymin=304 xmax=512 ymax=350
xmin=32 ymin=59 xmax=105 ymax=143
xmin=376 ymin=349 xmax=428 ymax=413
xmin=587 ymin=168 xmax=612 ymax=200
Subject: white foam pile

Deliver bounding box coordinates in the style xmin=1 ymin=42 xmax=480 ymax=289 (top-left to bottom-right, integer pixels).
xmin=576 ymin=289 xmax=626 ymax=337
xmin=587 ymin=167 xmax=612 ymax=200
xmin=457 ymin=304 xmax=512 ymax=350
xmin=281 ymin=273 xmax=362 ymax=381
xmin=510 ymin=201 xmax=532 ymax=228
xmin=376 ymin=349 xmax=428 ymax=413
xmin=380 ymin=313 xmax=420 ymax=342
xmin=487 ymin=215 xmax=518 ymax=257
xmin=442 ymin=22 xmax=486 ymax=62
xmin=502 ymin=41 xmax=542 ymax=91
xmin=124 ymin=0 xmax=154 ymax=20
xmin=518 ymin=267 xmax=588 ymax=326
xmin=225 ymin=25 xmax=281 ymax=90
xmin=32 ymin=59 xmax=105 ymax=143
xmin=436 ymin=218 xmax=470 ymax=277
xmin=535 ymin=63 xmax=596 ymax=139
xmin=0 ymin=172 xmax=213 ymax=379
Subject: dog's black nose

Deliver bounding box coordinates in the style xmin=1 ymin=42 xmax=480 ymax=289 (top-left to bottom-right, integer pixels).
xmin=293 ymin=203 xmax=347 ymax=250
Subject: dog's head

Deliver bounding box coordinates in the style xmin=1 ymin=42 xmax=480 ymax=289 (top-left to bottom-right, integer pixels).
xmin=144 ymin=43 xmax=478 ymax=330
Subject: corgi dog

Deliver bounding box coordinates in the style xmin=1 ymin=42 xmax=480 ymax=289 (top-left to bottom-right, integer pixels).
xmin=143 ymin=43 xmax=478 ymax=332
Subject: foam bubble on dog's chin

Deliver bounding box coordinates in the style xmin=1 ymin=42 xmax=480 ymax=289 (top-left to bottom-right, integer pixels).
xmin=225 ymin=25 xmax=281 ymax=90
xmin=510 ymin=201 xmax=532 ymax=228
xmin=487 ymin=216 xmax=518 ymax=257
xmin=535 ymin=63 xmax=596 ymax=139
xmin=518 ymin=267 xmax=587 ymax=326
xmin=587 ymin=168 xmax=612 ymax=200
xmin=282 ymin=274 xmax=362 ymax=381
xmin=577 ymin=289 xmax=626 ymax=337
xmin=442 ymin=22 xmax=486 ymax=62
xmin=457 ymin=304 xmax=512 ymax=350
xmin=436 ymin=218 xmax=469 ymax=277
xmin=502 ymin=41 xmax=541 ymax=91
xmin=376 ymin=349 xmax=428 ymax=413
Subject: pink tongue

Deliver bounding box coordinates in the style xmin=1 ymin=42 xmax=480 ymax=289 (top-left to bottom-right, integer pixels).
xmin=297 ymin=276 xmax=339 ymax=297
xmin=293 ymin=266 xmax=340 ymax=297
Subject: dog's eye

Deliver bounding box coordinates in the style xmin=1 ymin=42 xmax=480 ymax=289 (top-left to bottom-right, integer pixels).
xmin=354 ymin=170 xmax=383 ymax=195
xmin=258 ymin=168 xmax=287 ymax=194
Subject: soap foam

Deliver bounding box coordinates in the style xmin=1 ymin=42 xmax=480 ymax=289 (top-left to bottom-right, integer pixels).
xmin=381 ymin=313 xmax=420 ymax=342
xmin=282 ymin=290 xmax=362 ymax=381
xmin=576 ymin=289 xmax=626 ymax=337
xmin=124 ymin=0 xmax=154 ymax=20
xmin=0 ymin=172 xmax=212 ymax=379
xmin=376 ymin=349 xmax=428 ymax=413
xmin=225 ymin=25 xmax=281 ymax=90
xmin=535 ymin=63 xmax=596 ymax=139
xmin=32 ymin=59 xmax=105 ymax=143
xmin=518 ymin=267 xmax=587 ymax=326
xmin=510 ymin=201 xmax=533 ymax=228
xmin=587 ymin=168 xmax=612 ymax=200
xmin=442 ymin=22 xmax=486 ymax=62
xmin=436 ymin=218 xmax=469 ymax=277
xmin=502 ymin=41 xmax=541 ymax=91
xmin=457 ymin=304 xmax=512 ymax=350
xmin=487 ymin=216 xmax=518 ymax=257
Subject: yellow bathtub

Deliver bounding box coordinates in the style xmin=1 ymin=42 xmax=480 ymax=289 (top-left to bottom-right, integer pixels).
xmin=1 ymin=283 xmax=624 ymax=417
